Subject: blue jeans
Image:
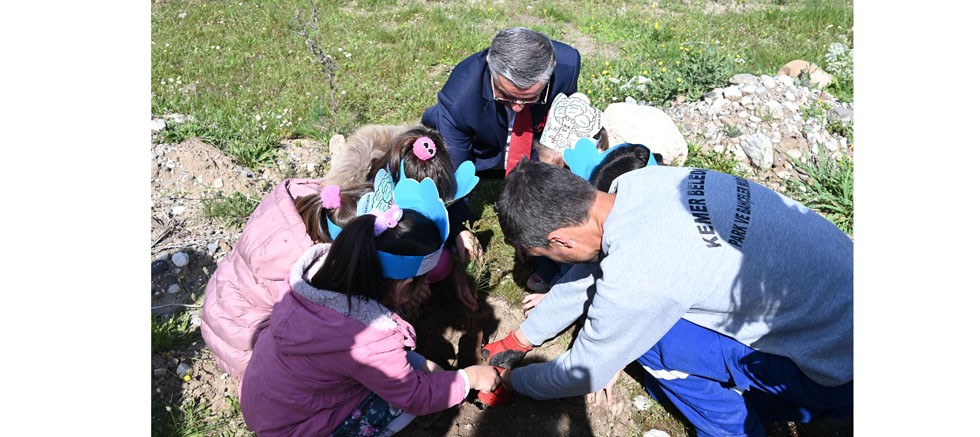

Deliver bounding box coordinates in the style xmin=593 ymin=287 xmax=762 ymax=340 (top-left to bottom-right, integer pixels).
xmin=637 ymin=319 xmax=852 ymax=437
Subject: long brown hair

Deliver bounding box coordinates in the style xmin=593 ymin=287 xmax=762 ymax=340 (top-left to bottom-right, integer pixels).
xmin=368 ymin=126 xmax=458 ymax=202
xmin=293 ymin=182 xmax=374 ymax=243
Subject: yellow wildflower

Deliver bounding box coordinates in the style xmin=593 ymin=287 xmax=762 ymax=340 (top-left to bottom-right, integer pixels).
xmin=643 ymin=70 xmax=649 ymax=75
xmin=661 ymin=67 xmax=667 ymax=72
xmin=654 ymin=21 xmax=660 ymax=30
xmin=658 ymin=60 xmax=664 ymax=66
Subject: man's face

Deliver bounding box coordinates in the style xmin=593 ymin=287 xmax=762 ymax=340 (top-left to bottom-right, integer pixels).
xmin=491 ymin=75 xmax=549 ymax=113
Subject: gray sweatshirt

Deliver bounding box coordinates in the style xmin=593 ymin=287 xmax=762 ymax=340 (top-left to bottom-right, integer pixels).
xmin=512 ymin=166 xmax=853 ymax=399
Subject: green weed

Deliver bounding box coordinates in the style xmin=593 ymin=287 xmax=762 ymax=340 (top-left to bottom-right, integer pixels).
xmin=786 ymin=148 xmax=853 ymax=234
xmin=685 ymin=143 xmax=747 ymax=178
xmin=800 ymin=100 xmax=831 ymax=122
xmin=202 ymin=192 xmax=261 ymax=229
xmin=827 ymin=119 xmax=854 ymax=145
xmin=151 ymin=310 xmax=200 ymax=354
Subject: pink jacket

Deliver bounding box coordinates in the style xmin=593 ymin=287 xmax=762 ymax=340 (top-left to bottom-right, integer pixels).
xmin=240 ymin=244 xmax=470 ymax=436
xmin=200 ymin=178 xmax=320 ymax=380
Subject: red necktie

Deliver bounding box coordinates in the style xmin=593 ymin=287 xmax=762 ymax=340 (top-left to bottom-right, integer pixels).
xmin=505 ymin=109 xmax=532 ymax=175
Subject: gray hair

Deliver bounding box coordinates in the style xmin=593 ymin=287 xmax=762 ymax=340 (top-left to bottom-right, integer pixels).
xmin=487 ymin=27 xmax=556 ymax=89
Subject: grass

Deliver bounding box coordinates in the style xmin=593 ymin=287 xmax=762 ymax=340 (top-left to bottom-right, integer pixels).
xmin=153 ymin=0 xmax=853 ymax=434
xmin=152 ymin=310 xmax=200 ymax=354
xmin=201 ymin=192 xmax=261 ymax=229
xmin=152 ymin=0 xmax=852 ymax=168
xmin=786 ymin=148 xmax=854 ymax=235
xmin=685 ymin=143 xmax=749 ymax=178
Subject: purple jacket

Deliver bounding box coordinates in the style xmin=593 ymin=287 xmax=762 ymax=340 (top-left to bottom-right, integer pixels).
xmin=200 ymin=178 xmax=320 ymax=380
xmin=240 ymin=244 xmax=470 ymax=436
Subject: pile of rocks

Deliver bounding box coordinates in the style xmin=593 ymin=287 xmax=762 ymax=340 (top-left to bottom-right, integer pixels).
xmin=661 ymin=72 xmax=853 ymax=184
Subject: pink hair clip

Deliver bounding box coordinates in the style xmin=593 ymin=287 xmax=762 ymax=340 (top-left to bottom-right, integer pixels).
xmin=412 ymin=136 xmax=437 ymax=161
xmin=320 ymin=185 xmax=341 ymax=210
xmin=370 ymin=205 xmax=403 ymax=236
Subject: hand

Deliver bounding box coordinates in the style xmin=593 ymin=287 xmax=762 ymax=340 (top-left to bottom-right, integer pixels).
xmin=522 ymin=293 xmax=547 ymax=315
xmin=455 ymin=230 xmax=483 ymax=266
xmin=408 ymin=279 xmax=432 ymax=308
xmin=463 ymin=365 xmax=502 ymax=393
xmin=476 ymin=366 xmax=514 ymax=407
xmin=480 ymin=330 xmax=533 ymax=369
xmin=585 ymin=369 xmax=622 ymax=408
xmin=452 ymin=263 xmax=478 ymax=312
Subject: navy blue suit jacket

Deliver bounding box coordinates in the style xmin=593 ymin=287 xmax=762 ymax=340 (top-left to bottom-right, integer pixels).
xmin=422 ymin=40 xmax=581 ymax=171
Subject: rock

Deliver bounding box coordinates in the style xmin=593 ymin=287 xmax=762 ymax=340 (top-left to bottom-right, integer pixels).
xmin=150 ymin=118 xmax=167 ymax=133
xmin=761 ymin=75 xmax=777 ymax=89
xmin=328 ymin=134 xmax=346 ymax=162
xmin=151 ymin=260 xmax=169 ymax=275
xmin=786 ymin=148 xmax=804 ymax=160
xmin=775 ymin=75 xmax=796 ymax=87
xmin=729 ymin=73 xmax=759 ymax=85
xmin=740 ymin=133 xmax=774 ymax=169
xmin=602 ymin=101 xmax=689 ymax=166
xmin=722 ymin=86 xmax=743 ymax=101
xmin=171 ymin=205 xmax=186 ymax=215
xmin=212 ymin=178 xmax=224 ymax=189
xmin=167 ymin=284 xmax=181 ymax=294
xmin=707 ymin=98 xmax=729 ymax=115
xmin=828 ymin=107 xmax=854 ymax=124
xmin=776 ymin=59 xmax=834 ymax=89
xmin=172 ymin=251 xmax=190 ymax=267
xmin=176 ymin=362 xmax=192 ymax=378
xmin=207 ymin=242 xmax=219 ymax=254
xmin=633 ymin=395 xmax=654 ymax=411
xmin=153 ymin=368 xmax=168 ymax=377
xmin=643 ymin=430 xmax=671 ymax=437
xmin=765 ymin=101 xmax=784 ymax=119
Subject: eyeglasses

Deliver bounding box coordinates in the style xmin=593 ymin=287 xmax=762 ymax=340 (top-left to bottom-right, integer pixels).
xmin=491 ymin=76 xmax=550 ymax=107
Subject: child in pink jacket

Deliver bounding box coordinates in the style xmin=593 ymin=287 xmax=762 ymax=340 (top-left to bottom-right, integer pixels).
xmin=200 ymin=180 xmax=371 ymax=381
xmin=241 ymin=178 xmax=499 ymax=436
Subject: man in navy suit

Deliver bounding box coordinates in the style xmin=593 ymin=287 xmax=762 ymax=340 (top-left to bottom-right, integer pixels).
xmin=422 ymin=27 xmax=581 ymax=173
xmin=422 ymin=27 xmax=582 ymax=295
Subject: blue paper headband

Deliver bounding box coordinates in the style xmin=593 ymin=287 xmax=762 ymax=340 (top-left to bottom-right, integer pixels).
xmin=562 ymin=138 xmax=658 ymax=181
xmin=324 ymin=169 xmax=395 ymax=241
xmin=376 ymin=176 xmax=449 ymax=279
xmin=399 ymin=158 xmax=479 ymax=206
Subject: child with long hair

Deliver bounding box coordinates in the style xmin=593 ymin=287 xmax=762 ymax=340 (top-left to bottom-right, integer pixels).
xmin=240 ymin=178 xmax=500 ymax=436
xmin=201 ymin=179 xmax=372 ymax=382
xmin=327 ymin=124 xmax=482 ymax=311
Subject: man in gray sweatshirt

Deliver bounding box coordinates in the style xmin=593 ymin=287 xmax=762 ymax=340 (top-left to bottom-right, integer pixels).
xmin=486 ymin=160 xmax=852 ymax=436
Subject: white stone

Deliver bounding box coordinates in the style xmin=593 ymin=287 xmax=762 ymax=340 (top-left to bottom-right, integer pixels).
xmin=172 ymin=251 xmax=190 ymax=267
xmin=633 ymin=395 xmax=654 ymax=411
xmin=306 ymin=163 xmax=316 ymax=173
xmin=740 ymin=133 xmax=774 ymax=169
xmin=776 ymin=75 xmax=796 ymax=87
xmin=723 ymin=86 xmax=743 ymax=101
xmin=602 ymin=101 xmax=689 ymax=166
xmin=740 ymin=85 xmax=757 ymax=94
xmin=707 ymin=98 xmax=729 ymax=115
xmin=786 ymin=148 xmax=803 ymax=160
xmin=643 ymin=430 xmax=671 ymax=437
xmin=783 ymin=101 xmax=799 ymax=113
xmin=167 ymin=284 xmax=181 ymax=294
xmin=784 ymin=91 xmax=796 ymax=102
xmin=212 ymin=178 xmax=223 ymax=189
xmin=749 ymin=115 xmax=762 ymax=123
xmin=761 ymin=76 xmax=777 ymax=89
xmin=176 ymin=362 xmax=192 ymax=377
xmin=150 ymin=119 xmax=167 ymax=132
xmin=170 ymin=205 xmax=186 ymax=215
